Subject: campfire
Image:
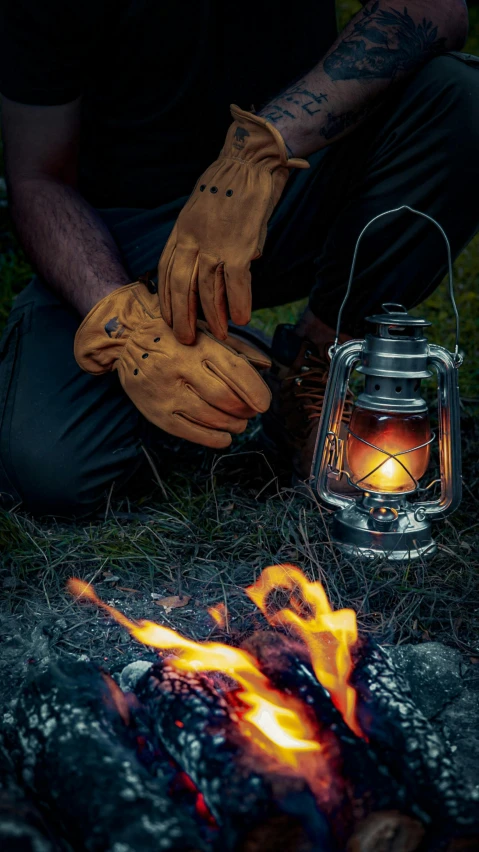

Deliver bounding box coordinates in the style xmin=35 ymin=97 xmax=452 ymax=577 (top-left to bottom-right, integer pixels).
xmin=3 ymin=566 xmax=478 ymax=851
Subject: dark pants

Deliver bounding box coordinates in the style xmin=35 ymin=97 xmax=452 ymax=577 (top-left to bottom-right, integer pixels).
xmin=1 ymin=54 xmax=479 ymax=517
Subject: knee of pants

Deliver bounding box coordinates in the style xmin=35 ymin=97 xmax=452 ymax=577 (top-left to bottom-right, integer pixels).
xmin=5 ymin=433 xmax=144 ymax=519
xmin=416 ymin=55 xmax=479 ymax=154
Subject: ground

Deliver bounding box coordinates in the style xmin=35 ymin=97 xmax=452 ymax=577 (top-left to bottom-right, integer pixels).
xmin=0 ymin=2 xmax=478 ymax=681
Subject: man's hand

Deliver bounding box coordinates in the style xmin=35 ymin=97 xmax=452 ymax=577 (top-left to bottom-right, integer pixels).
xmin=74 ymin=281 xmax=272 ymax=449
xmin=158 ymin=105 xmax=309 ymax=345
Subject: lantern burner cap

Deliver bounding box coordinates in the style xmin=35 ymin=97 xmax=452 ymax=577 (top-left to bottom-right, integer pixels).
xmin=366 ymin=303 xmax=431 ymax=338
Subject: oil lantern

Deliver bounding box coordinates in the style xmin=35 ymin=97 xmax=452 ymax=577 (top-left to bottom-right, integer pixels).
xmin=311 ymin=207 xmax=463 ymax=561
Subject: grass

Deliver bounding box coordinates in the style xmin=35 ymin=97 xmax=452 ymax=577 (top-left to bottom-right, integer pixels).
xmin=0 ymin=2 xmax=478 ymax=677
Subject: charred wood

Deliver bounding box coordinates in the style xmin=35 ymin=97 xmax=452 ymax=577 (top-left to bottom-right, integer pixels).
xmin=135 ymin=660 xmax=333 ymax=852
xmin=10 ymin=658 xmax=205 ymax=852
xmin=0 ymin=741 xmax=60 ymax=852
xmin=242 ymin=632 xmax=422 ymax=843
xmin=350 ymin=638 xmax=479 ymax=834
xmin=346 ymin=811 xmax=425 ymax=852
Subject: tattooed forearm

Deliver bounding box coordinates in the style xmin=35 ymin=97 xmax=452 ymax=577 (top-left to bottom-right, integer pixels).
xmin=261 ymin=83 xmax=328 ymax=125
xmin=257 ymin=0 xmax=468 ymax=157
xmin=324 ymin=3 xmax=446 ymax=82
xmin=319 ymin=104 xmax=376 ymax=141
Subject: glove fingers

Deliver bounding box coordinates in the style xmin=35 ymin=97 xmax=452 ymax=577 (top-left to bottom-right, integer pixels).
xmin=169 ymin=247 xmax=200 ymax=345
xmin=197 ymin=331 xmax=271 ymax=414
xmin=158 ymin=226 xmax=177 ymax=327
xmin=198 ymin=255 xmax=229 ymax=341
xmin=223 ymin=333 xmax=272 ymax=371
xmin=197 ymin=319 xmax=272 ymax=372
xmin=172 ymin=414 xmax=233 ymax=449
xmin=189 ymin=365 xmax=262 ymax=420
xmin=173 ymin=414 xmax=232 ymax=450
xmin=119 ymin=354 xmax=244 ymax=449
xmin=224 ymin=262 xmax=252 ymax=327
xmin=177 ymin=391 xmax=248 ymax=435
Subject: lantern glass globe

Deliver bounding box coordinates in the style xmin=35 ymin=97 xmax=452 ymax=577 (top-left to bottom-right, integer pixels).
xmin=346 ymin=407 xmax=431 ymax=494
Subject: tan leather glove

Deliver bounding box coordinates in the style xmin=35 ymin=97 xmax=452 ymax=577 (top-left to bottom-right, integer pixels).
xmin=158 ymin=104 xmax=309 ymax=345
xmin=74 ymin=281 xmax=272 ymax=449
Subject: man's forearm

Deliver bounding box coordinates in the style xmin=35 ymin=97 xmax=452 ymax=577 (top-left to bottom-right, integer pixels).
xmin=259 ymin=0 xmax=468 ymax=157
xmin=10 ymin=178 xmax=130 ymax=316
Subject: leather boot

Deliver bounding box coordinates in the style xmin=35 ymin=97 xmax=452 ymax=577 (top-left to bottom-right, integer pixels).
xmin=262 ymin=323 xmax=355 ymax=491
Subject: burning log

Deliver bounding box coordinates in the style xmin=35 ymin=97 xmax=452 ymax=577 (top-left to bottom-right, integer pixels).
xmin=346 ymin=811 xmax=426 ymax=852
xmin=242 ymin=631 xmax=425 ymax=848
xmin=62 ymin=571 xmax=478 ymax=850
xmin=10 ymin=658 xmax=206 ymax=852
xmin=350 ymin=638 xmax=479 ymax=833
xmin=134 ymin=659 xmax=334 ymax=852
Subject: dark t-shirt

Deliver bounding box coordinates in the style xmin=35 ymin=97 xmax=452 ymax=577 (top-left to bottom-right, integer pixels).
xmin=0 ymin=1 xmax=338 ymax=208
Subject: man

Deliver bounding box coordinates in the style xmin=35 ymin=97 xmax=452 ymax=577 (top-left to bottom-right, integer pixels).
xmin=0 ymin=0 xmax=476 ymax=517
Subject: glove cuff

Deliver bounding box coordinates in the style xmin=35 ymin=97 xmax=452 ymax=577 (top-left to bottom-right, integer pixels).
xmin=228 ymin=104 xmax=310 ymax=171
xmin=74 ymin=281 xmax=162 ymax=375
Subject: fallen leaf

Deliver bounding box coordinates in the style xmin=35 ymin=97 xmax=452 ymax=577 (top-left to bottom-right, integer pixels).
xmin=154 ymin=595 xmax=191 ymax=610
xmin=117 ymin=586 xmax=140 ymax=594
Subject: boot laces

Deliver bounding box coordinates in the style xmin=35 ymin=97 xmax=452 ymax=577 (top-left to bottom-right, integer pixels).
xmin=286 ymin=351 xmax=355 ymax=426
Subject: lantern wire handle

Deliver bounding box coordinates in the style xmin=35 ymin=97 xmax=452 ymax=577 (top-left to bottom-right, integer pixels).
xmin=333 ymin=205 xmax=461 ymax=363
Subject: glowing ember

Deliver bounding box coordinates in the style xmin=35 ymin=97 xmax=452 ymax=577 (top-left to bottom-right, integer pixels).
xmin=67 ymin=579 xmax=320 ymax=769
xmin=208 ymin=602 xmax=228 ymax=629
xmin=245 ymin=565 xmax=360 ymax=735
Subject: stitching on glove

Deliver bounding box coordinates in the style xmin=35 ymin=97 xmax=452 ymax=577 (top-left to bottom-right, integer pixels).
xmin=187 ymin=254 xmax=200 ymax=341
xmin=210 ymin=262 xmax=228 ymax=339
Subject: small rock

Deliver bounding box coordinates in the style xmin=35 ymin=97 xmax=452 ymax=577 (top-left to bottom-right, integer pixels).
xmin=119 ymin=661 xmax=152 ymax=693
xmin=389 ymin=643 xmax=463 ymax=718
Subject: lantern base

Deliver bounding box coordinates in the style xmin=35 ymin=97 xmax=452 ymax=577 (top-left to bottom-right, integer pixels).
xmin=331 ymin=502 xmax=436 ymax=561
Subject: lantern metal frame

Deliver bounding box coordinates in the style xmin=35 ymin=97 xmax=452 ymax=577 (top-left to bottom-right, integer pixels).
xmin=310 ymin=206 xmax=463 ymax=561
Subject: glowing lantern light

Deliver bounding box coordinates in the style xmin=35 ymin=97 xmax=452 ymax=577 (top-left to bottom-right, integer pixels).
xmin=311 ymin=207 xmax=463 ymax=561
xmin=346 ymin=409 xmax=432 ymax=494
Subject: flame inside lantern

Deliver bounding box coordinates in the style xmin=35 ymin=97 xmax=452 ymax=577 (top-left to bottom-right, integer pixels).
xmin=346 ymin=408 xmax=431 ymax=493
xmin=68 ymin=564 xmax=360 ymax=766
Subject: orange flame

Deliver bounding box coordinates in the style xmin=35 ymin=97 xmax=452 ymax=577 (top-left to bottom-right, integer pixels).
xmin=245 ymin=565 xmax=360 ymax=735
xmin=208 ymin=602 xmax=227 ymax=629
xmin=67 ymin=578 xmax=320 ymax=768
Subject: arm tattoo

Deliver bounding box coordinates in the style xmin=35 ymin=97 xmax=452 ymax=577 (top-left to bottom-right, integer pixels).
xmin=260 ymin=82 xmax=328 ymax=124
xmin=324 ymin=3 xmax=447 ymax=82
xmin=319 ymin=104 xmax=375 ymax=141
